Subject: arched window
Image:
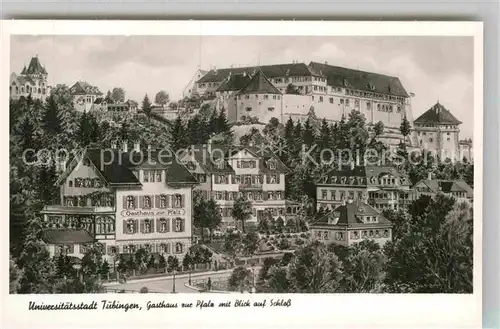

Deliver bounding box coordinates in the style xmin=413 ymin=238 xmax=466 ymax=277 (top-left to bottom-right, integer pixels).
xmin=68 ymin=180 xmax=73 ymax=187
xmin=175 ymin=242 xmax=183 ymax=254
xmin=126 ymin=219 xmax=135 ymax=234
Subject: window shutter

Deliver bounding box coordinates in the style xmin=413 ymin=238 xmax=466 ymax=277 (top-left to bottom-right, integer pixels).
xmin=181 ymin=218 xmax=185 ymax=232
xmin=155 ymin=195 xmax=160 ymax=209
xmin=107 ymin=245 xmax=112 ymax=254
xmin=139 ymin=196 xmax=144 ymax=208
xmin=150 ymin=219 xmax=155 ymax=233
xmin=277 ymin=175 xmax=281 ymax=183
xmin=167 ymin=195 xmax=172 ymax=208
xmin=134 ymin=196 xmax=139 ymax=209
xmin=134 ymin=219 xmax=139 ymax=233
xmin=140 ymin=220 xmax=144 ymax=233
xmin=156 ymin=218 xmax=160 ymax=232
xmin=122 ymin=196 xmax=127 ymax=209
xmin=266 ymin=175 xmax=270 ymax=184
xmin=181 ymin=195 xmax=185 ymax=207
xmin=252 ymin=208 xmax=256 ymax=216
xmin=166 ymin=218 xmax=170 ymax=232
xmin=123 ymin=220 xmax=127 ymax=234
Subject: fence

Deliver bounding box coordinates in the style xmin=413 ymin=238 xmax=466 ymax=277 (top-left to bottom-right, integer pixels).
xmin=190 ymin=274 xmax=232 ymax=293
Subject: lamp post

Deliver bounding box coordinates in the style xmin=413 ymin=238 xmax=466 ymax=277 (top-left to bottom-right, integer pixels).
xmin=251 ymin=263 xmax=256 ymax=294
xmin=73 ymin=263 xmax=83 ymax=283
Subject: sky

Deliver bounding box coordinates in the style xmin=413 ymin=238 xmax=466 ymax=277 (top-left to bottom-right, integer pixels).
xmin=11 ymin=35 xmax=474 ymax=138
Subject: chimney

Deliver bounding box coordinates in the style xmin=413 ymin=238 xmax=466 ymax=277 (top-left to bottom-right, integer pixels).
xmin=134 ymin=141 xmax=140 ymax=152
xmin=428 ymin=172 xmax=432 ymax=180
xmin=122 ymin=140 xmax=128 ymax=153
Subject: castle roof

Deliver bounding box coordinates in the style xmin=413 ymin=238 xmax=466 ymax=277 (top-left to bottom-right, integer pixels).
xmin=216 ymin=74 xmax=252 ymax=92
xmin=237 ymin=69 xmax=282 ymax=95
xmin=414 ymin=102 xmax=462 ymax=125
xmin=25 ymin=56 xmax=47 ymax=75
xmin=197 ymin=62 xmax=325 ymax=84
xmin=316 ymin=165 xmax=410 ymax=187
xmin=309 ymin=61 xmax=409 ymax=97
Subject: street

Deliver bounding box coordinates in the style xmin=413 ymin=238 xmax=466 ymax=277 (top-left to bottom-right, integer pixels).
xmin=103 ymin=270 xmax=233 ymax=293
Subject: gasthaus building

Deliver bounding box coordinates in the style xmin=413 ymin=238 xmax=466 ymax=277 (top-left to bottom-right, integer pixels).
xmin=40 ymin=142 xmax=198 ymax=265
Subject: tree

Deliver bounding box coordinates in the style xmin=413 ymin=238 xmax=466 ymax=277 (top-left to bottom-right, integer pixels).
xmin=142 ymin=94 xmax=152 ymax=116
xmin=231 ymin=197 xmax=253 ymax=233
xmin=373 ymin=121 xmax=385 ymax=137
xmin=167 ymin=255 xmax=180 ymax=293
xmin=302 ymin=118 xmax=316 ymax=147
xmin=263 ymin=117 xmax=284 ymax=144
xmin=193 ymin=194 xmax=222 ymax=242
xmin=317 ymin=118 xmax=332 ymax=163
xmin=287 ymin=241 xmax=342 ymax=293
xmin=384 ymin=195 xmax=472 ymax=293
xmin=134 ymin=248 xmax=150 ymax=274
xmin=37 ymin=163 xmax=58 ymax=205
xmin=170 ymin=116 xmax=187 ymax=151
xmin=9 ymin=256 xmax=22 ymax=293
xmin=155 ymin=90 xmax=169 ymax=108
xmin=182 ymin=253 xmax=194 ymax=285
xmin=216 ymin=108 xmax=230 ymax=134
xmin=100 ymin=260 xmax=110 ymax=279
xmin=241 ymin=232 xmax=259 ymax=258
xmin=339 ymin=240 xmax=387 ymax=293
xmin=42 ymin=95 xmax=63 ymax=137
xmin=17 ymin=240 xmax=57 ymax=294
xmin=275 ymin=217 xmax=285 ymax=233
xmin=56 ymin=253 xmax=74 ymax=278
xmin=240 ymin=127 xmax=266 ymax=147
xmin=266 ymin=266 xmax=291 ymax=292
xmin=111 ymin=87 xmax=125 ymax=103
xmin=285 ymin=83 xmax=301 ymax=95
xmin=228 ymin=266 xmax=253 ymax=292
xmin=76 ymin=111 xmax=100 ymax=146
xmin=400 ymin=115 xmax=411 ymax=145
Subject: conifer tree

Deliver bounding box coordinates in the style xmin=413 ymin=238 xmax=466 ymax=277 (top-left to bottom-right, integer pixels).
xmin=216 ymin=108 xmax=230 ymax=134
xmin=187 ymin=115 xmax=201 ymax=145
xmin=208 ymin=110 xmax=218 ymax=136
xmin=400 ymin=115 xmax=411 ymax=144
xmin=318 ymin=118 xmax=332 ymax=163
xmin=42 ymin=95 xmax=63 ymax=136
xmin=18 ymin=116 xmax=37 ymax=155
xmin=142 ymin=94 xmax=152 ymax=116
xmin=282 ymin=117 xmax=295 ymax=165
xmin=37 ymin=163 xmax=58 ymax=205
xmin=171 ymin=116 xmax=187 ymax=151
xmin=302 ymin=118 xmax=316 ymax=147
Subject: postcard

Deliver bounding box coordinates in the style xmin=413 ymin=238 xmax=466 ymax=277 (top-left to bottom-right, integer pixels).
xmin=2 ymin=20 xmax=483 ymax=328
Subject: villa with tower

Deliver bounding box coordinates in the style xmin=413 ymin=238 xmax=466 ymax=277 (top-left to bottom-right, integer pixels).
xmin=10 ymin=55 xmax=51 ymax=101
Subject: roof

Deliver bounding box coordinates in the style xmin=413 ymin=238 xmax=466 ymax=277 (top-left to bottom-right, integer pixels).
xmin=418 ymin=179 xmax=473 ymax=198
xmin=197 ymin=62 xmax=325 ymax=84
xmin=309 ymin=61 xmax=409 ymax=97
xmin=14 ymin=75 xmax=36 ymax=86
xmin=317 ymin=165 xmax=409 ymax=186
xmin=311 ymin=201 xmax=392 ymax=228
xmin=237 ymin=69 xmax=282 ymax=95
xmin=70 ymin=81 xmax=103 ymax=96
xmin=414 ymin=102 xmax=462 ymax=125
xmin=25 ymin=56 xmax=47 ymax=75
xmin=42 ymin=229 xmax=95 ymax=244
xmin=61 ymin=147 xmax=198 ymax=187
xmin=216 ymin=74 xmax=252 ymax=92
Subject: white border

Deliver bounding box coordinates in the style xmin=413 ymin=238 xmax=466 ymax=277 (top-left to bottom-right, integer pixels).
xmin=0 ymin=20 xmax=483 ymax=329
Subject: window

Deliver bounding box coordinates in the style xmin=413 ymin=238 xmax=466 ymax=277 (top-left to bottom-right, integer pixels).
xmin=268 ymin=107 xmax=275 ymax=112
xmin=155 ymin=170 xmax=162 ymax=182
xmin=336 ymin=232 xmax=344 ymax=241
xmin=268 ymin=161 xmax=276 ymax=170
xmin=160 ymin=195 xmax=167 ymax=208
xmin=329 ymin=97 xmax=334 ymax=103
xmin=68 ymin=180 xmax=73 ymax=187
xmin=144 ymin=219 xmax=152 ymax=233
xmin=269 ymin=174 xmax=278 ymax=184
xmin=174 ymin=218 xmax=184 ymax=232
xmin=362 ymin=230 xmax=368 ymax=238
xmin=175 ymin=243 xmax=183 ymax=254
xmin=173 ymin=195 xmax=183 ymax=208
xmin=322 ymin=190 xmax=327 ymax=200
xmin=367 ymin=102 xmax=372 ymax=110
xmin=264 ymin=95 xmax=269 ymax=100
xmin=429 ymin=138 xmax=434 ymax=143
xmin=323 ymin=231 xmax=328 ymax=240
xmin=143 ymin=196 xmax=152 ymax=209
xmin=319 ymin=96 xmax=323 ymax=102
xmin=126 ymin=196 xmax=135 ymax=209
xmin=330 ymin=190 xmax=336 ymax=200
xmin=159 ymin=218 xmax=169 ymax=232
xmin=369 ymin=230 xmax=374 ymax=237
xmin=246 ymin=107 xmax=252 ymax=112
xmin=383 ymin=230 xmax=390 ymax=238
xmin=143 ymin=171 xmax=149 ymax=182
xmin=126 ymin=220 xmax=136 ymax=234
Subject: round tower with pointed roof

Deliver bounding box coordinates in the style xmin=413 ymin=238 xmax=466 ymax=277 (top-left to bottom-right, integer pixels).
xmin=10 ymin=55 xmax=49 ymax=101
xmin=413 ymin=101 xmax=462 ymax=160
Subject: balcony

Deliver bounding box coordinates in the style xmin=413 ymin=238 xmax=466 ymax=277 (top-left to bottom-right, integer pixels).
xmin=239 ymin=183 xmax=263 ymax=190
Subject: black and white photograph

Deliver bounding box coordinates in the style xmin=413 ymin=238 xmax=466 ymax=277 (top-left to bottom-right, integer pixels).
xmin=3 ymin=20 xmax=483 ymax=329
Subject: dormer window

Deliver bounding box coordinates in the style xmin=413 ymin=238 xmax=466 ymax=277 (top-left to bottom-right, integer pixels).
xmin=216 ymin=159 xmax=225 ymax=169
xmin=268 ymin=161 xmax=276 ymax=170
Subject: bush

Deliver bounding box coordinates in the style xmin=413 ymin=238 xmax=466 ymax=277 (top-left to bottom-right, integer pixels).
xmin=300 ymin=233 xmax=307 ymax=238
xmin=286 ymin=234 xmax=292 ymax=238
xmin=140 ymin=287 xmax=149 ymax=293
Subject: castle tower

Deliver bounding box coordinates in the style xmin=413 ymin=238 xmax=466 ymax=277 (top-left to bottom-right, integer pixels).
xmin=10 ymin=55 xmax=49 ymax=101
xmin=413 ymin=101 xmax=462 ymax=160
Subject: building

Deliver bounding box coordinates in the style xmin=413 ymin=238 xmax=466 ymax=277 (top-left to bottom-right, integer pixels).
xmin=10 ymin=55 xmax=51 ymax=101
xmin=412 ymin=173 xmax=473 ymax=201
xmin=150 ymin=104 xmax=179 ymax=121
xmin=309 ymin=200 xmax=393 ymax=247
xmin=182 ymin=68 xmax=208 ymax=98
xmin=40 ymin=142 xmax=198 ymax=265
xmin=316 ymin=165 xmax=412 ymax=212
xmin=42 ymin=228 xmax=95 ymax=259
xmin=413 ymin=102 xmax=462 ymax=160
xmin=459 ymin=138 xmax=473 ymax=163
xmin=69 ymin=81 xmax=103 ymax=112
xmin=194 ymin=61 xmax=416 ymax=146
xmin=179 ymin=142 xmax=290 ymax=230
